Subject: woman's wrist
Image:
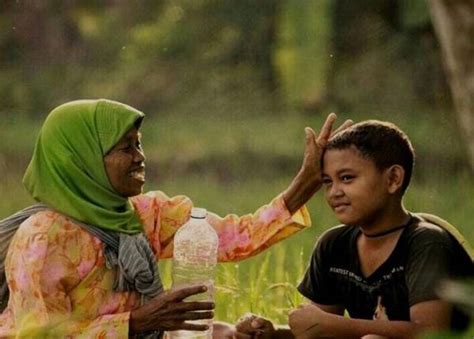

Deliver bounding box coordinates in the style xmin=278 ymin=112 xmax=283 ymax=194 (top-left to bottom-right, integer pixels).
xmin=283 ymin=169 xmax=321 ymax=215
xmin=128 ymin=309 xmax=141 ymax=335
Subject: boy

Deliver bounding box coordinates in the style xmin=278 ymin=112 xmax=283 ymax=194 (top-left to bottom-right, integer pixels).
xmin=234 ymin=120 xmax=473 ymax=338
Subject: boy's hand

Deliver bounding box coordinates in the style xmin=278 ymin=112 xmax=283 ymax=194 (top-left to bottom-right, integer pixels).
xmin=288 ymin=304 xmax=332 ymax=338
xmin=283 ymin=113 xmax=353 ymax=214
xmin=234 ymin=313 xmax=276 ymax=338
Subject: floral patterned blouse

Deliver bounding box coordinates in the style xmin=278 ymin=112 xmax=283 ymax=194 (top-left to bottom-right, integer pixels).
xmin=0 ymin=191 xmax=310 ymax=338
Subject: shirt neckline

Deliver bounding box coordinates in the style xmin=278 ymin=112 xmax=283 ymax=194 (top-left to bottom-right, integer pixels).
xmin=350 ymin=216 xmax=416 ymax=281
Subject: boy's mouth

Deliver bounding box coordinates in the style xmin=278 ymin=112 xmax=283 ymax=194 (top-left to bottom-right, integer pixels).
xmin=331 ymin=202 xmax=350 ymax=213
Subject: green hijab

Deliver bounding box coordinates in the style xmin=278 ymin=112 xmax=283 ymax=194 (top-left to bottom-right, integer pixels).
xmin=23 ymin=99 xmax=145 ymax=234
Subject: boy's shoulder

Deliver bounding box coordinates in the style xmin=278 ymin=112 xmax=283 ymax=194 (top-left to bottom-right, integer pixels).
xmin=406 ymin=216 xmax=454 ymax=246
xmin=411 ymin=213 xmax=473 ymax=260
xmin=407 ymin=214 xmax=473 ymax=275
xmin=315 ymin=224 xmax=355 ymax=250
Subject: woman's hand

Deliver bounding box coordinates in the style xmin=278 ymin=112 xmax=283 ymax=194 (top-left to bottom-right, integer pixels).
xmin=234 ymin=313 xmax=276 ymax=338
xmin=283 ymin=113 xmax=353 ymax=214
xmin=129 ymin=285 xmax=214 ymax=334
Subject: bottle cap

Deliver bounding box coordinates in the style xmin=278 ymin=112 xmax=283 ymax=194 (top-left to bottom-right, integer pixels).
xmin=190 ymin=207 xmax=207 ymax=219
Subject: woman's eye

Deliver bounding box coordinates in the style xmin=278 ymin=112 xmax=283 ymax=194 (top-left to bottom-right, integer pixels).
xmin=119 ymin=144 xmax=132 ymax=152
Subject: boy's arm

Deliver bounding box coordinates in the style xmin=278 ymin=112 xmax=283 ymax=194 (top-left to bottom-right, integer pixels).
xmin=288 ymin=300 xmax=451 ymax=338
xmin=234 ymin=302 xmax=344 ymax=339
xmin=312 ymin=301 xmax=345 ymax=315
xmin=410 ymin=299 xmax=452 ymax=332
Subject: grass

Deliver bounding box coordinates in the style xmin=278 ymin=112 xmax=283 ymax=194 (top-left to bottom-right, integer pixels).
xmin=1 ymin=108 xmax=473 ymax=335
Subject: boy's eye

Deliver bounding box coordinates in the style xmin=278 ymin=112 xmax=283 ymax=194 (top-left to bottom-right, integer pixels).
xmin=322 ymin=178 xmax=332 ymax=186
xmin=341 ymin=175 xmax=354 ymax=182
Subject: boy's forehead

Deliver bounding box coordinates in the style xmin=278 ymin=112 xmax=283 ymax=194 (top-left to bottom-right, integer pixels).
xmin=323 ymin=146 xmax=362 ymax=161
xmin=322 ymin=147 xmax=374 ymax=170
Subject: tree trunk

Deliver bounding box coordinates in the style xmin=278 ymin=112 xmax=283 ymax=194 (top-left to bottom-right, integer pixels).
xmin=428 ymin=0 xmax=474 ymax=172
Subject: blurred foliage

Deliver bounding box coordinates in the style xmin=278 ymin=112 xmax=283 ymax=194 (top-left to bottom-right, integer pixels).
xmin=275 ymin=0 xmax=331 ymax=105
xmin=1 ymin=0 xmax=467 ymax=171
xmin=0 ymin=0 xmax=451 ymax=116
xmin=0 ymin=0 xmax=281 ymax=116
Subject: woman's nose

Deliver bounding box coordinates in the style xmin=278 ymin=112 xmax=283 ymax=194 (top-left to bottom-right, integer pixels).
xmin=134 ymin=147 xmax=146 ymax=163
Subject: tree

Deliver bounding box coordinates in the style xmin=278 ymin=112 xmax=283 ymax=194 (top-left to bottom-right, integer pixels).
xmin=428 ymin=0 xmax=474 ymax=172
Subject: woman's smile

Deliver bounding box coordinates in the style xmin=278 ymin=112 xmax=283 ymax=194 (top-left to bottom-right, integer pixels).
xmin=129 ymin=167 xmax=146 ymax=182
xmin=104 ymin=127 xmax=146 ymax=197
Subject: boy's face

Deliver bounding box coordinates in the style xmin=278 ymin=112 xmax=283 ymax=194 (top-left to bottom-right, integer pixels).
xmin=322 ymin=147 xmax=390 ymax=227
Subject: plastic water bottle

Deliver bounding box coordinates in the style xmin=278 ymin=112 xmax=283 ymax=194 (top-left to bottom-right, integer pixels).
xmin=167 ymin=208 xmax=218 ymax=339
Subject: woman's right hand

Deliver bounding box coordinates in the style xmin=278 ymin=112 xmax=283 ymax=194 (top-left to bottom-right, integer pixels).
xmin=129 ymin=285 xmax=214 ymax=334
xmin=282 ymin=113 xmax=353 ymax=215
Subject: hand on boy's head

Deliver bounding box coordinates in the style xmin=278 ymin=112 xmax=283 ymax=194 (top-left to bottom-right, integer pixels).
xmin=301 ymin=114 xmax=353 ymax=175
xmin=315 ymin=113 xmax=353 ymax=148
xmin=332 ymin=118 xmax=354 ymax=137
xmin=314 ymin=113 xmax=337 ymax=148
xmin=304 ymin=114 xmax=353 ymax=164
xmin=282 ymin=113 xmax=353 ymax=214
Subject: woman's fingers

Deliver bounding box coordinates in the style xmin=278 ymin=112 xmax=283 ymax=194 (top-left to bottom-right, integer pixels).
xmin=304 ymin=127 xmax=317 ymax=157
xmin=172 ymin=301 xmax=215 ymax=312
xmin=314 ymin=115 xmax=354 ymax=149
xmin=177 ymin=322 xmax=210 ymax=331
xmin=302 ymin=113 xmax=338 ymax=167
xmin=165 ymin=310 xmax=214 ymax=321
xmin=315 ymin=113 xmax=337 ymax=148
xmin=131 ymin=287 xmax=214 ymax=334
xmin=164 ymin=285 xmax=208 ymax=302
xmin=304 ymin=127 xmax=317 ymax=143
xmin=332 ymin=119 xmax=353 ymax=135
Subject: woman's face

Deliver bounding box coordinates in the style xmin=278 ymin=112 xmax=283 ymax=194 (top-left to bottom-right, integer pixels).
xmin=104 ymin=127 xmax=146 ymax=197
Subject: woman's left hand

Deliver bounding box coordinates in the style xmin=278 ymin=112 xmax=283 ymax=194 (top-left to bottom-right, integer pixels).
xmin=283 ymin=113 xmax=353 ymax=214
xmin=129 ymin=285 xmax=214 ymax=334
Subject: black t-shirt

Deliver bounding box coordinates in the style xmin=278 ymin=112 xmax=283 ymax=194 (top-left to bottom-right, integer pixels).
xmin=298 ymin=215 xmax=472 ymax=330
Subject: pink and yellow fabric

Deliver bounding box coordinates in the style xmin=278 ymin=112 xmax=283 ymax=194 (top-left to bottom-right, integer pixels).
xmin=0 ymin=191 xmax=310 ymax=338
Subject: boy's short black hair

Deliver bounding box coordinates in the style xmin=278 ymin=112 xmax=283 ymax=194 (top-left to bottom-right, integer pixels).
xmin=326 ymin=120 xmax=415 ymax=194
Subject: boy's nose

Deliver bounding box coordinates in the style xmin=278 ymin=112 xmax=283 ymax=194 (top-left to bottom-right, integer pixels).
xmin=328 ymin=184 xmax=344 ymax=198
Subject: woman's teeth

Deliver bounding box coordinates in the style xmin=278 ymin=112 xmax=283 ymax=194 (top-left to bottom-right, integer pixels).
xmin=130 ymin=170 xmax=145 ymax=181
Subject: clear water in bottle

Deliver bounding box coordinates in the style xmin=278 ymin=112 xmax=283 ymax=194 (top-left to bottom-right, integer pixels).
xmin=167 ymin=208 xmax=218 ymax=339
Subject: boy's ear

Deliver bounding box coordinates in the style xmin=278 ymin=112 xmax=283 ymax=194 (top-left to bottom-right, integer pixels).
xmin=386 ymin=165 xmax=405 ymax=194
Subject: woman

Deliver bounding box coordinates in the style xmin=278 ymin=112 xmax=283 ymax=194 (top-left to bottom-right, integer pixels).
xmin=0 ymin=99 xmax=346 ymax=337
